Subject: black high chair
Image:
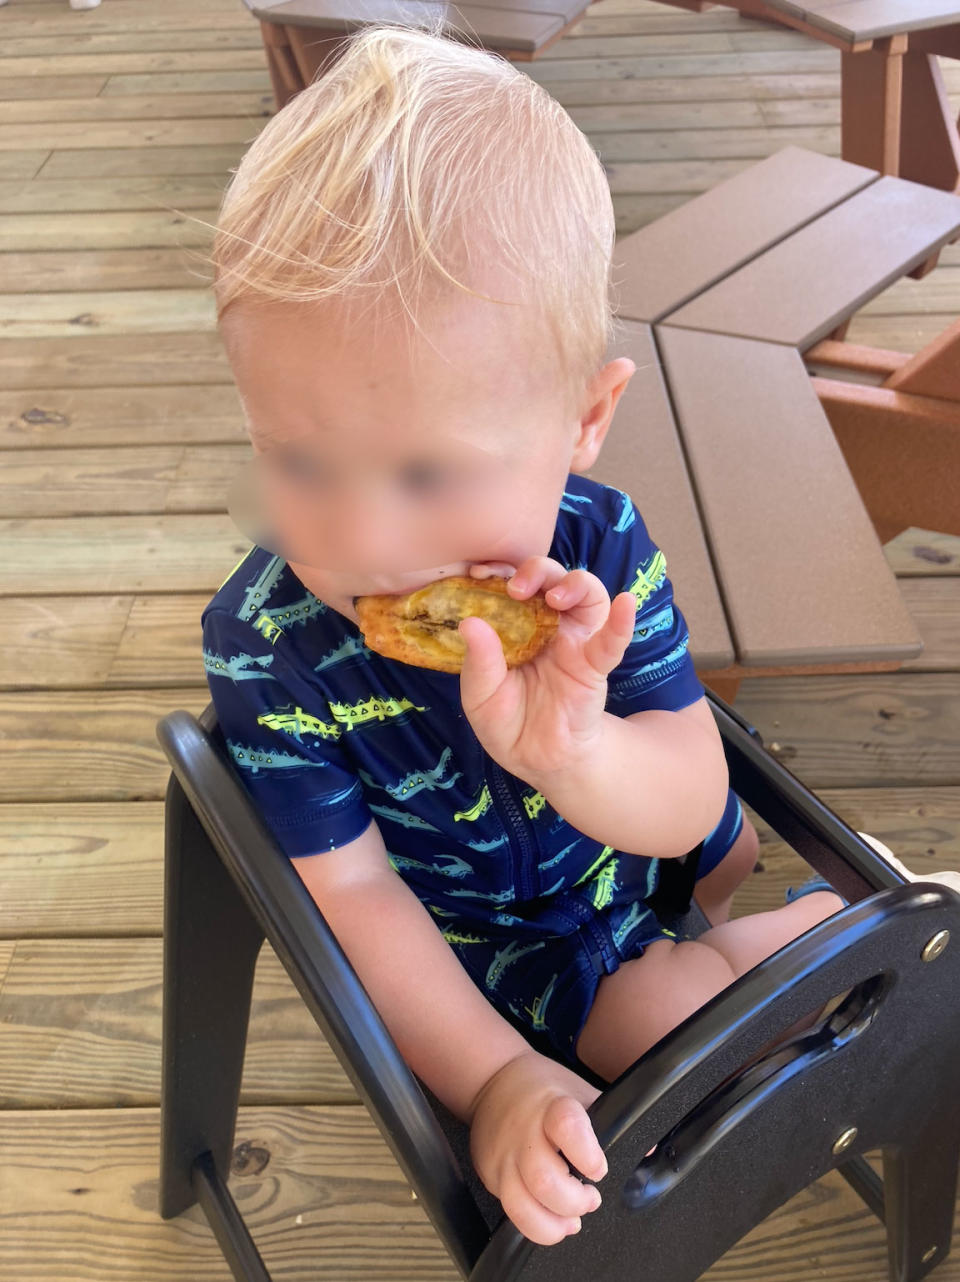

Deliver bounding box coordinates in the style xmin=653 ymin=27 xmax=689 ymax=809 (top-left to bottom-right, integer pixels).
xmin=156 ymin=691 xmax=960 ymax=1282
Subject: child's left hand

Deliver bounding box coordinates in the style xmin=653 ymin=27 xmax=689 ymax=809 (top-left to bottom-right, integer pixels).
xmin=459 ymin=558 xmax=637 ymax=786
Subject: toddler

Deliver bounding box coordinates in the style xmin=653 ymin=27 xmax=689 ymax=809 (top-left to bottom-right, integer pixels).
xmin=201 ymin=24 xmax=852 ymax=1246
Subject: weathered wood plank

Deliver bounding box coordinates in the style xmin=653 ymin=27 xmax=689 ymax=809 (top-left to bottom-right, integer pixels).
xmin=0 ymin=592 xmax=213 ymax=690
xmin=733 ymin=786 xmax=960 ymax=917
xmin=0 ymin=689 xmax=212 ymax=803
xmin=0 ymin=290 xmax=215 ymax=340
xmin=0 ymin=944 xmax=14 ymax=996
xmin=595 ymin=122 xmax=840 ymax=160
xmin=0 ymin=802 xmax=165 ymax=938
xmin=0 ymin=939 xmax=356 ymax=1107
xmin=735 ymin=673 xmax=960 ymax=788
xmin=2 ymin=674 xmax=959 ymax=803
xmin=0 ymin=333 xmax=230 ymax=390
xmin=0 ymin=50 xmax=268 ymax=78
xmin=0 ymin=1106 xmax=455 ymax=1282
xmin=0 ymin=385 xmax=244 ymax=450
xmin=0 ymin=174 xmax=229 ymax=214
xmin=0 ymin=208 xmax=216 ymax=252
xmin=0 ymin=77 xmax=108 ymax=101
xmin=0 ymin=92 xmax=273 ymax=126
xmin=0 ymin=117 xmax=261 ymax=152
xmin=885 ymin=531 xmax=960 ymax=577
xmin=4 ymin=789 xmax=958 ymax=937
xmin=2 ymin=248 xmax=213 ymax=293
xmin=897 ymin=578 xmax=960 ymax=670
xmin=0 ymin=515 xmax=249 ymax=595
xmin=0 ymin=575 xmax=953 ymax=690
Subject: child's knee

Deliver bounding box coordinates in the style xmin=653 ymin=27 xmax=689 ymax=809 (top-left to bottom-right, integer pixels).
xmin=576 ymin=938 xmax=738 ymax=1079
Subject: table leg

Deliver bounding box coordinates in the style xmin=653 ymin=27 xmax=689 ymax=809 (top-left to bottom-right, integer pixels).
xmin=840 ymin=40 xmax=904 ymax=175
xmin=899 ymin=51 xmax=960 ymax=194
xmin=286 ymin=26 xmax=348 ymax=89
xmin=259 ymin=22 xmax=304 ymax=114
xmin=813 ymin=378 xmax=960 ymax=542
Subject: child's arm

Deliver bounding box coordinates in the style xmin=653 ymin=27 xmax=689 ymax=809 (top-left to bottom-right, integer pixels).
xmin=291 ymin=822 xmax=608 ymax=1244
xmin=459 ymin=558 xmax=729 ymax=859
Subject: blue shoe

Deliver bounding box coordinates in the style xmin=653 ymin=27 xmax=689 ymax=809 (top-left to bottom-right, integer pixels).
xmin=785 ymin=875 xmax=839 ymax=904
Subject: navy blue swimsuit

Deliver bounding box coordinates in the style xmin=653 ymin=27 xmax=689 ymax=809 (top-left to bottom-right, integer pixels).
xmin=202 ymin=474 xmax=743 ymax=1067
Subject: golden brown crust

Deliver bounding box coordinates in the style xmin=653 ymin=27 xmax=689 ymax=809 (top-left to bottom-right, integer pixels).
xmin=355 ymin=575 xmax=559 ymax=674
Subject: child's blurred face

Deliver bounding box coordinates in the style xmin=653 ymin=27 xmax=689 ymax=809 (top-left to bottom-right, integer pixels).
xmin=221 ymin=293 xmax=599 ymax=624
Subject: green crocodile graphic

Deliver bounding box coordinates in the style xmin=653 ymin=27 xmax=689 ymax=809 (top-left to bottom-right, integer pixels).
xmin=454 ymin=784 xmax=493 ymax=823
xmin=628 ymin=549 xmax=667 ymax=607
xmin=524 ymin=974 xmax=558 ymax=1032
xmin=441 ymin=929 xmax=490 ymax=946
xmin=523 ymin=791 xmax=547 ymax=820
xmin=573 ymin=846 xmax=615 ymax=888
xmin=258 ymin=694 xmax=425 ymax=742
xmin=589 ymin=858 xmax=619 ymax=911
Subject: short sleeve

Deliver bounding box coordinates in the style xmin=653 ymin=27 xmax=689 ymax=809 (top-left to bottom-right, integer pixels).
xmin=202 ymin=608 xmax=373 ymax=857
xmin=590 ymin=489 xmax=705 ymax=715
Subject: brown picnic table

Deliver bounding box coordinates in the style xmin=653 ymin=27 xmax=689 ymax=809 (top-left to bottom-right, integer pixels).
xmin=240 ymin=0 xmax=596 ymax=111
xmin=591 ymin=146 xmax=960 ymax=702
xmin=661 ymin=0 xmax=960 ymax=195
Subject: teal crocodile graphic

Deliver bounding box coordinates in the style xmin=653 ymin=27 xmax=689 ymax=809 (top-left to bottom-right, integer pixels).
xmin=370 ymin=804 xmax=441 ymax=833
xmin=359 ymin=747 xmax=462 ymax=801
xmin=315 ymin=635 xmax=370 ymax=671
xmin=387 ymin=851 xmax=473 ymax=878
xmin=226 ymin=741 xmax=331 ymax=775
xmin=204 ymin=649 xmax=275 ymax=682
xmin=485 ymin=940 xmax=547 ymax=992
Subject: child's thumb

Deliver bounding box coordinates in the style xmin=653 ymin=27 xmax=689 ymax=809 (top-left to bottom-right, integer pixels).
xmin=458 ymin=616 xmax=507 ymax=710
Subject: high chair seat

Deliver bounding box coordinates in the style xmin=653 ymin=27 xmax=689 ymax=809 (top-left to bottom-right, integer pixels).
xmin=156 ymin=691 xmax=960 ymax=1281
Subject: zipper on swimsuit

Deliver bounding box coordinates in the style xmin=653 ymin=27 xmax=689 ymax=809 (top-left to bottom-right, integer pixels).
xmin=486 ymin=757 xmax=539 ymax=903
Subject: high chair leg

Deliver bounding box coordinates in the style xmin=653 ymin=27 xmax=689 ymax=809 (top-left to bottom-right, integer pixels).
xmin=883 ymin=1116 xmax=960 ymax=1282
xmin=159 ymin=772 xmax=266 ymax=1220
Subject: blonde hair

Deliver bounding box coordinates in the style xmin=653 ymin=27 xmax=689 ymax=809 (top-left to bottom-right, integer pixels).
xmin=211 ymin=22 xmax=617 ymax=408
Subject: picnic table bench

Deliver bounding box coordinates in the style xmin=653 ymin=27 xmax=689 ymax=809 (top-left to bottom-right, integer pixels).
xmin=591 ymin=146 xmax=960 ymax=701
xmin=659 ymin=0 xmax=960 ymax=196
xmin=241 ymin=0 xmax=596 ymax=111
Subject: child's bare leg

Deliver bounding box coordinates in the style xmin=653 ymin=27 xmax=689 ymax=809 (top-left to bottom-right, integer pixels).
xmin=576 ymin=890 xmax=843 ymax=1083
xmin=693 ymin=816 xmax=760 ymax=926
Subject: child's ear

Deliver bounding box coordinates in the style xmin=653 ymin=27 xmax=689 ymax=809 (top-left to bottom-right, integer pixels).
xmin=570 ymin=357 xmax=636 ymax=471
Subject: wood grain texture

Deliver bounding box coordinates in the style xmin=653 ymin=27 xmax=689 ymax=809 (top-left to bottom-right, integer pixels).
xmin=3 ymin=786 xmax=958 ymax=938
xmin=0 ymin=1106 xmax=457 ymax=1282
xmin=0 ymin=803 xmax=165 ymax=938
xmin=0 ymin=939 xmax=356 ymax=1107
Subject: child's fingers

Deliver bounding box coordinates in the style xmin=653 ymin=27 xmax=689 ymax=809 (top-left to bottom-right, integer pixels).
xmin=583 ymin=591 xmax=638 ymax=676
xmin=542 ymin=1096 xmax=609 ymax=1184
xmin=498 ymin=1163 xmax=583 ymax=1246
xmin=507 ymin=556 xmax=571 ymax=600
xmin=515 ymin=1141 xmax=602 ymax=1221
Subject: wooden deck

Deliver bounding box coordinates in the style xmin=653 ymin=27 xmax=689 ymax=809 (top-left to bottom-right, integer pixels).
xmin=0 ymin=0 xmax=958 ymax=1277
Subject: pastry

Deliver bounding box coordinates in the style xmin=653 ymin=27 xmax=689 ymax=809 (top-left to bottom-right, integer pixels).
xmin=354 ymin=575 xmax=559 ymax=674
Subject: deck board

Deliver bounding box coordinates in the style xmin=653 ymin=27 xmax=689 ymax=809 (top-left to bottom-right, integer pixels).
xmin=1 ymin=0 xmax=959 ymax=1276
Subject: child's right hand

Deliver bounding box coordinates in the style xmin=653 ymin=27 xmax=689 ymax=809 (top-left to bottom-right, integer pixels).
xmin=467 ymin=1050 xmax=608 ymax=1245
